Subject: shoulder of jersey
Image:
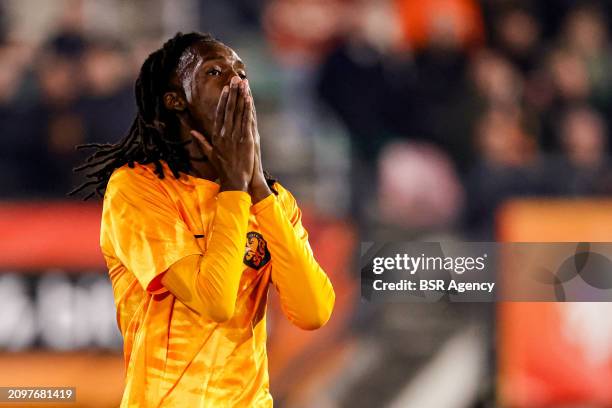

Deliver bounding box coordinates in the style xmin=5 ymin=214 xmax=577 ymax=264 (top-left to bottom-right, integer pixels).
xmin=107 ymin=163 xmax=161 ymax=192
xmin=272 ymin=182 xmax=298 ymax=214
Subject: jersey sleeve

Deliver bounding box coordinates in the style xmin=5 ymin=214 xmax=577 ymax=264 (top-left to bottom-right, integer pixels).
xmin=100 ymin=168 xmax=202 ymax=293
xmin=162 ymin=191 xmax=252 ymax=321
xmin=252 ymin=184 xmax=335 ymax=330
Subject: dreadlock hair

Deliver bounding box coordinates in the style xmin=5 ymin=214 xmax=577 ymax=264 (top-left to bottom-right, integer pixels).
xmin=69 ymin=32 xmax=277 ymax=200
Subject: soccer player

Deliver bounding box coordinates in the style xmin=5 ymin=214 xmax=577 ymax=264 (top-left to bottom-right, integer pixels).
xmin=70 ymin=32 xmax=335 ymax=407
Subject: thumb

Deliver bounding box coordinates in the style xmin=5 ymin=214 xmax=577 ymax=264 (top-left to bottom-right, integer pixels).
xmin=190 ymin=130 xmax=213 ymax=159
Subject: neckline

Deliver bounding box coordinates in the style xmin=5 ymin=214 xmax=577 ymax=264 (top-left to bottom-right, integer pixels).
xmin=179 ymin=172 xmax=220 ymax=190
xmin=175 ymin=166 xmax=220 ymax=191
xmin=141 ymin=161 xmax=221 ymax=192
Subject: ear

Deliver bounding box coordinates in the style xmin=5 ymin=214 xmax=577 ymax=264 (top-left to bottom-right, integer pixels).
xmin=163 ymin=91 xmax=187 ymax=112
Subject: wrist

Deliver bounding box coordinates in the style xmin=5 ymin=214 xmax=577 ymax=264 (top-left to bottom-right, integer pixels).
xmin=220 ymin=178 xmax=249 ymax=193
xmin=250 ymin=183 xmax=272 ymax=204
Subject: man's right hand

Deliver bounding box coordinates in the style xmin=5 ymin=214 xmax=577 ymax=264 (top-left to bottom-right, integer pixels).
xmin=191 ymin=76 xmax=254 ymax=192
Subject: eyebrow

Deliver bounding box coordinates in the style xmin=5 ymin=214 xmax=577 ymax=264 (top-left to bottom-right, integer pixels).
xmin=202 ymin=56 xmax=244 ymax=66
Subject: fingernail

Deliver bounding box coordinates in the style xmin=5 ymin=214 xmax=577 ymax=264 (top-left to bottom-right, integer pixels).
xmin=231 ymin=76 xmax=239 ymax=86
xmin=222 ymin=85 xmax=229 ymax=93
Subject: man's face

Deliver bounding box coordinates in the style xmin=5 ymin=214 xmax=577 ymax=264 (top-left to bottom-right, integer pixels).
xmin=173 ymin=41 xmax=247 ymax=138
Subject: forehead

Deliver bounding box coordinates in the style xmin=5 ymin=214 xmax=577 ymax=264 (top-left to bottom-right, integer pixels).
xmin=174 ymin=41 xmax=243 ymax=82
xmin=173 ymin=42 xmax=244 ymax=91
xmin=187 ymin=41 xmax=242 ymax=65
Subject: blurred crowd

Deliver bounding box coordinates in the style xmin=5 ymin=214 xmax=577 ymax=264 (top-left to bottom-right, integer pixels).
xmin=1 ymin=0 xmax=612 ymax=239
xmin=312 ymin=0 xmax=612 ymax=238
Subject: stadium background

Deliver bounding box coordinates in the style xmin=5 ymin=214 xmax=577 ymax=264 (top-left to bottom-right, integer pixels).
xmin=1 ymin=0 xmax=612 ymax=406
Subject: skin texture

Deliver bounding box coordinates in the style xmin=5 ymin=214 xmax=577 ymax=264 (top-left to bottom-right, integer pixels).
xmin=162 ymin=41 xmax=272 ymax=202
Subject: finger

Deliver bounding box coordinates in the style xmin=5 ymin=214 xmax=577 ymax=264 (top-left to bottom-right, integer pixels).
xmin=244 ymin=82 xmax=259 ymax=146
xmin=245 ymin=80 xmax=257 ymax=121
xmin=224 ymin=76 xmax=240 ymax=137
xmin=213 ymin=86 xmax=229 ymax=139
xmin=243 ymin=113 xmax=255 ymax=153
xmin=190 ymin=130 xmax=213 ymax=159
xmin=241 ymin=96 xmax=253 ymax=143
xmin=233 ymin=82 xmax=247 ymax=139
xmin=245 ymin=79 xmax=252 ymax=98
xmin=247 ymin=92 xmax=258 ymax=147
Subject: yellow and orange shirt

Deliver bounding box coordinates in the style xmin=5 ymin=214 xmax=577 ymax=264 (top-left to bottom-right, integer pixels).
xmin=100 ymin=161 xmax=335 ymax=407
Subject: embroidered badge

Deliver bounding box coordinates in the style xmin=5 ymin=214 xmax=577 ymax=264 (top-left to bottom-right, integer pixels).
xmin=243 ymin=231 xmax=271 ymax=270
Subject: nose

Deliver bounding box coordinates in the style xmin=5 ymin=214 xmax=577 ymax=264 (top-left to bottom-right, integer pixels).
xmin=225 ymin=70 xmax=243 ymax=85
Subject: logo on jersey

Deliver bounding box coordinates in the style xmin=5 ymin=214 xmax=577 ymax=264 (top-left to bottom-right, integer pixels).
xmin=244 ymin=231 xmax=271 ymax=270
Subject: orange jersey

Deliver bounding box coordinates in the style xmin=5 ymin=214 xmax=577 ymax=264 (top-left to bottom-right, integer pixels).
xmin=100 ymin=162 xmax=335 ymax=407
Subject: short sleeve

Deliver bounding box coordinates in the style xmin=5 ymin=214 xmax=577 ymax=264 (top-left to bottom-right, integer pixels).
xmin=100 ymin=167 xmax=202 ymax=293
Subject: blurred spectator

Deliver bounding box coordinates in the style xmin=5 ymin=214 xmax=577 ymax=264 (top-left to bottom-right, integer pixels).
xmin=319 ymin=0 xmax=479 ymax=160
xmin=26 ymin=30 xmax=88 ymax=196
xmin=316 ymin=0 xmax=415 ymax=226
xmin=378 ymin=141 xmax=464 ymax=230
xmin=6 ymin=27 xmax=134 ymax=197
xmin=470 ymin=50 xmax=523 ymax=108
xmin=78 ymin=38 xmax=135 ymax=145
xmin=548 ymin=49 xmax=590 ymax=103
xmin=318 ymin=0 xmax=407 ymax=160
xmin=548 ymin=105 xmax=612 ymax=195
xmin=464 ymin=107 xmax=542 ymax=238
xmin=395 ymin=0 xmax=484 ymax=52
xmin=561 ymin=106 xmax=606 ymax=169
xmin=411 ymin=21 xmax=476 ymax=170
xmin=536 ymin=48 xmax=591 ymax=150
xmin=564 ymin=4 xmax=608 ymax=59
xmin=563 ymin=5 xmax=612 ymax=119
xmin=489 ymin=5 xmax=542 ymax=74
xmin=0 ymin=40 xmax=44 ymax=197
xmin=476 ymin=107 xmax=537 ymax=167
xmin=263 ymin=0 xmax=346 ymax=65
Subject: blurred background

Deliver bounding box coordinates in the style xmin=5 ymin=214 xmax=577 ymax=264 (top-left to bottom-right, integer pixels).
xmin=1 ymin=0 xmax=612 ymax=406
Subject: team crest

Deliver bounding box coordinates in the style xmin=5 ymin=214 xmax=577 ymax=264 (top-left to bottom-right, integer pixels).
xmin=244 ymin=232 xmax=271 ymax=270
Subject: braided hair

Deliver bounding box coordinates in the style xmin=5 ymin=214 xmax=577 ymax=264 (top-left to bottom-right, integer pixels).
xmin=69 ymin=32 xmax=276 ymax=200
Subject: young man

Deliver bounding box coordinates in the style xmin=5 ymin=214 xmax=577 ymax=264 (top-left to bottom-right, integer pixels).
xmin=72 ymin=32 xmax=335 ymax=407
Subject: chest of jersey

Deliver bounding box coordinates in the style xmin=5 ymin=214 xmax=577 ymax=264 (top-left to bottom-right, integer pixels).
xmin=169 ymin=183 xmax=271 ymax=327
